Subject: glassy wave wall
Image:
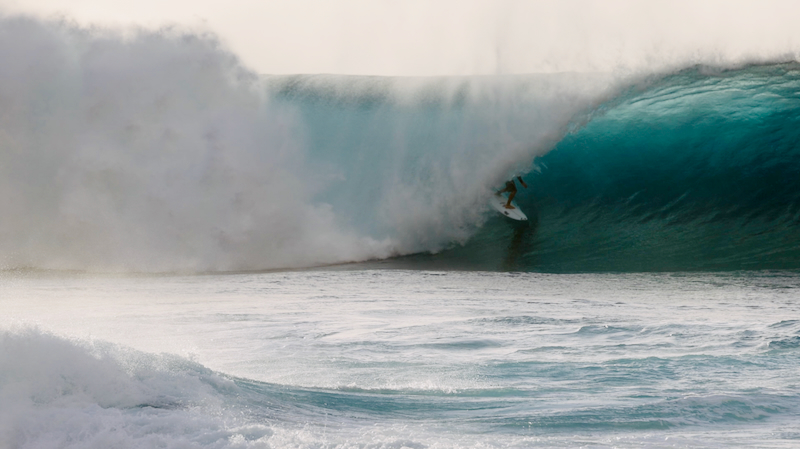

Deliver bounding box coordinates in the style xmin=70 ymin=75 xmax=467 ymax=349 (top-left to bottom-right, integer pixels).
xmin=411 ymin=63 xmax=800 ymax=272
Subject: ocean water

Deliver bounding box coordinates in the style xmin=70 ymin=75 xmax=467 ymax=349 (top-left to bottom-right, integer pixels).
xmin=2 ymin=269 xmax=799 ymax=448
xmin=2 ymin=15 xmax=800 ymax=449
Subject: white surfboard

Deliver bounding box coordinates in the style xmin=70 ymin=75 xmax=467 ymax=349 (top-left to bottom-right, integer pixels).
xmin=491 ymin=193 xmax=528 ymax=221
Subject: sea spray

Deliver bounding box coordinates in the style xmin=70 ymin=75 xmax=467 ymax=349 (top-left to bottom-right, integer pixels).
xmin=0 ymin=16 xmax=613 ymax=272
xmin=0 ymin=16 xmax=397 ymax=272
xmin=0 ymin=329 xmax=268 ymax=448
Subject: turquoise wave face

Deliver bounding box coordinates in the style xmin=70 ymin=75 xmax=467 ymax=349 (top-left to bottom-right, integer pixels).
xmin=378 ymin=64 xmax=800 ymax=272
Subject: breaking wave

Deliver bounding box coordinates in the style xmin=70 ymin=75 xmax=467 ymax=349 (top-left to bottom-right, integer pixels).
xmin=1 ymin=15 xmax=799 ymax=272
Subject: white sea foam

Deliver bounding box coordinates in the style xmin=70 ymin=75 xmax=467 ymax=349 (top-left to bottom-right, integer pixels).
xmin=2 ymin=271 xmax=800 ymax=448
xmin=0 ymin=329 xmax=274 ymax=448
xmin=0 ymin=17 xmax=403 ymax=273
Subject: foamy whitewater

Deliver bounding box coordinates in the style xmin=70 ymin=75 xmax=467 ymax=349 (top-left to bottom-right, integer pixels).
xmin=2 ymin=270 xmax=800 ymax=448
xmin=1 ymin=12 xmax=800 ymax=449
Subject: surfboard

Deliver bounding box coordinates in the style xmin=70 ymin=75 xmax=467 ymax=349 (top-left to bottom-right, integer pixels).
xmin=491 ymin=193 xmax=528 ymax=221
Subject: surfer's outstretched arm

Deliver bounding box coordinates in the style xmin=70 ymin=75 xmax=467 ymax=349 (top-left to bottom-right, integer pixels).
xmin=517 ymin=176 xmax=528 ymax=189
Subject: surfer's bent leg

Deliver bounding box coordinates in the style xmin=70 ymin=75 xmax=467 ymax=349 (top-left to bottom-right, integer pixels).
xmin=505 ymin=191 xmax=517 ymax=209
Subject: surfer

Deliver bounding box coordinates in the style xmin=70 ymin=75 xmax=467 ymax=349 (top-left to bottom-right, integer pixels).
xmin=498 ymin=176 xmax=527 ymax=209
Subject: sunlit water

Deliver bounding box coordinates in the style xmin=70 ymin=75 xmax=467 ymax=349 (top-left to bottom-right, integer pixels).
xmin=2 ymin=269 xmax=799 ymax=448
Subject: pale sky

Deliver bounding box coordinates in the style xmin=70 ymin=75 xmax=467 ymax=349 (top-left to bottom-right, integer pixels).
xmin=1 ymin=0 xmax=799 ymax=76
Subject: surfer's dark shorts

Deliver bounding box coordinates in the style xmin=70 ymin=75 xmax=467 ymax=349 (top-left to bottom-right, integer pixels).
xmin=505 ymin=181 xmax=517 ymax=192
